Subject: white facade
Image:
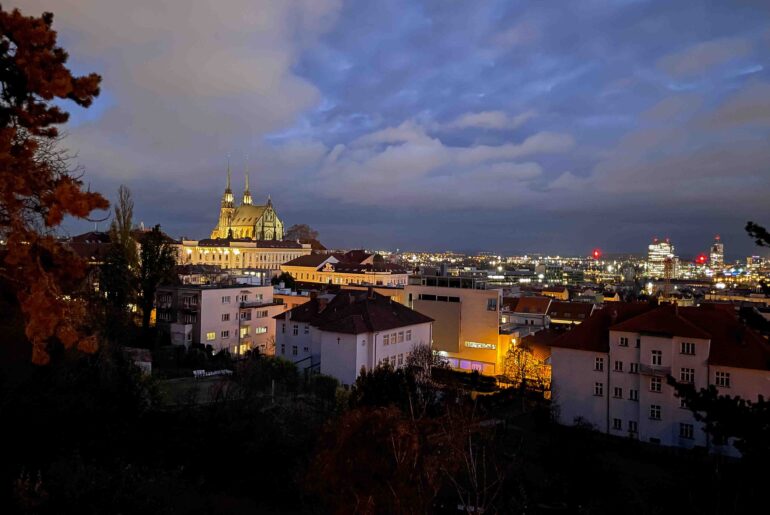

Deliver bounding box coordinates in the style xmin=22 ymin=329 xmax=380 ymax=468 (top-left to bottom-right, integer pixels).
xmin=553 ymin=327 xmax=770 ymax=456
xmin=157 ymin=284 xmax=281 ymax=355
xmin=275 ymin=318 xmax=432 ymax=387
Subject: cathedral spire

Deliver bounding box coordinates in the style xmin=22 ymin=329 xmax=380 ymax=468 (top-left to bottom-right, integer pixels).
xmin=242 ymin=172 xmax=252 ymax=206
xmin=221 ymin=157 xmax=233 ymax=208
xmin=225 ymin=157 xmax=232 ymax=192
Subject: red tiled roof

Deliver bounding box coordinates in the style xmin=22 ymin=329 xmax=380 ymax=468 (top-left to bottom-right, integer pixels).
xmin=610 ymin=305 xmax=710 ymax=339
xmin=502 ymin=297 xmax=519 ymax=311
xmin=513 ymin=296 xmax=551 ymax=315
xmin=551 ymin=303 xmax=655 ymax=353
xmin=552 ymin=303 xmax=770 ymax=371
xmin=679 ymin=306 xmax=770 ymax=371
xmin=275 ymin=291 xmax=432 ymax=334
xmin=547 ymin=301 xmax=594 ymax=321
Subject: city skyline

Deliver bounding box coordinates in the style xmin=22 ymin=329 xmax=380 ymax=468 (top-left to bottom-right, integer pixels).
xmin=14 ymin=0 xmax=770 ymax=255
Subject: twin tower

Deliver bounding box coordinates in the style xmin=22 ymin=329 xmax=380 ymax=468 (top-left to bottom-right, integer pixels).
xmin=211 ymin=164 xmax=284 ymax=241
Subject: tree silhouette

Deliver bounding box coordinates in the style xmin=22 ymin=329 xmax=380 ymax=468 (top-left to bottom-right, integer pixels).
xmin=0 ymin=7 xmax=107 ymax=363
xmin=745 ymin=221 xmax=770 ymax=247
xmin=138 ymin=225 xmax=176 ymax=335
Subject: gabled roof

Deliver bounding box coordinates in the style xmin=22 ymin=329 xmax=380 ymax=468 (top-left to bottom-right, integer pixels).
xmin=551 ymin=303 xmax=655 ymax=353
xmin=678 ymin=306 xmax=770 ymax=371
xmin=282 ymin=253 xmax=339 ymax=268
xmin=547 ymin=301 xmax=594 ymax=321
xmin=275 ymin=291 xmax=432 ymax=334
xmin=610 ymin=305 xmax=710 ymax=339
xmin=513 ymin=296 xmax=552 ymax=315
xmin=552 ymin=303 xmax=770 ymax=371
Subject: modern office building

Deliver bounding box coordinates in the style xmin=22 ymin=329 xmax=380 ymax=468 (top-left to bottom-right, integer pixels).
xmin=647 ymin=237 xmax=678 ymax=278
xmin=404 ymin=275 xmax=504 ymax=375
xmin=710 ymin=235 xmax=724 ymax=268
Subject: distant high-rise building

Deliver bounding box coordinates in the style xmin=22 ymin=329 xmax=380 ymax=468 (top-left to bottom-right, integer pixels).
xmin=710 ymin=235 xmax=724 ymax=268
xmin=647 ymin=237 xmax=677 ymax=278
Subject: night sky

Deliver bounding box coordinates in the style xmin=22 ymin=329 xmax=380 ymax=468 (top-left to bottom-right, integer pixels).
xmin=14 ymin=1 xmax=770 ymax=258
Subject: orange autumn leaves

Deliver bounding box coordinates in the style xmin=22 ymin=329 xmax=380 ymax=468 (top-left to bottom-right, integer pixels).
xmin=0 ymin=7 xmax=107 ymax=364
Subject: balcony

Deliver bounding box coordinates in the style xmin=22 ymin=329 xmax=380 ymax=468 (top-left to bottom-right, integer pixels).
xmin=638 ymin=364 xmax=671 ymax=377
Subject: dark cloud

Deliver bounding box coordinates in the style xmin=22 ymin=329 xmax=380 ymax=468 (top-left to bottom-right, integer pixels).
xmin=11 ymin=0 xmax=770 ymax=258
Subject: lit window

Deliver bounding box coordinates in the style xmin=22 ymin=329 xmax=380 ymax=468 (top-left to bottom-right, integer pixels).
xmin=240 ymin=326 xmax=249 ymax=338
xmin=255 ymin=326 xmax=267 ymax=334
xmin=206 ymin=332 xmax=216 ymax=341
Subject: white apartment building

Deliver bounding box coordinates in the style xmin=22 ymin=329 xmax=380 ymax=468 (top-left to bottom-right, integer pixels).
xmin=274 ymin=289 xmax=433 ymax=387
xmin=551 ymin=303 xmax=770 ymax=457
xmin=156 ymin=283 xmax=282 ymax=355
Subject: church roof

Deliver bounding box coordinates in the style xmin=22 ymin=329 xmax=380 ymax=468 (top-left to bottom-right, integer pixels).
xmin=228 ymin=205 xmax=271 ymax=226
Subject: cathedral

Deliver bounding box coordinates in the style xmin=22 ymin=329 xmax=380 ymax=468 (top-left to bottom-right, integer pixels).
xmin=210 ymin=165 xmax=284 ymax=240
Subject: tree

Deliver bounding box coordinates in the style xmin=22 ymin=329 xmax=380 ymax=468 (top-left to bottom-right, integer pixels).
xmin=745 ymin=221 xmax=770 ymax=247
xmin=502 ymin=342 xmax=549 ymax=393
xmin=270 ymin=271 xmax=295 ymax=289
xmin=284 ymin=224 xmax=318 ymax=242
xmin=0 ymin=7 xmax=108 ymax=364
xmin=669 ymin=380 xmax=770 ymax=462
xmin=137 ymin=225 xmax=176 ymax=334
xmin=100 ymin=186 xmax=137 ymax=323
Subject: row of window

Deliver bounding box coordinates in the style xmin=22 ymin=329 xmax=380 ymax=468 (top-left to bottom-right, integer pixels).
xmin=222 ymin=294 xmax=256 ymax=304
xmin=279 ymin=344 xmax=309 ymax=356
xmin=281 ymin=323 xmax=309 ymax=335
xmin=618 ymin=338 xmax=697 ymax=356
xmin=611 ymin=417 xmax=693 ymax=438
xmin=383 ymin=330 xmax=412 ymax=345
xmin=379 ymin=354 xmax=405 ymax=367
xmin=595 ymin=359 xmax=732 ymax=387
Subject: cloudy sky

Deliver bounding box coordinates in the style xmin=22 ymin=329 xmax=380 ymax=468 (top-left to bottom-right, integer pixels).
xmin=14 ymin=0 xmax=770 ymax=257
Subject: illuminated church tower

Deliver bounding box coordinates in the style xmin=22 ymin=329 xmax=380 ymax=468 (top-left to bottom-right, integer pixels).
xmin=242 ymin=173 xmax=252 ymax=206
xmin=211 ymin=162 xmax=235 ymax=239
xmin=210 ymin=161 xmax=284 ymax=240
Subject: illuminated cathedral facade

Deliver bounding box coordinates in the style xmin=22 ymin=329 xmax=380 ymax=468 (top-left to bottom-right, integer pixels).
xmin=210 ymin=166 xmax=284 ymax=240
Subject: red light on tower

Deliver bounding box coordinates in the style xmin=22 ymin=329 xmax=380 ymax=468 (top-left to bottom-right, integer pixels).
xmin=592 ymin=248 xmax=602 ymax=260
xmin=697 ymin=254 xmax=708 ymax=264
